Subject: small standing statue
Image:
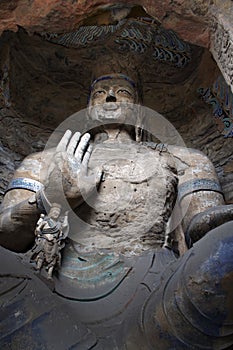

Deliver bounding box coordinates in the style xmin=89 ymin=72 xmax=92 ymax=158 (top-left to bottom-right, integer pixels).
xmin=31 ymin=203 xmax=69 ymax=279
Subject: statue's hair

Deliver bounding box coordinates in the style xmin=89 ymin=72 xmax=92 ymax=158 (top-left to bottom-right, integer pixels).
xmin=90 ymin=74 xmax=136 ymax=90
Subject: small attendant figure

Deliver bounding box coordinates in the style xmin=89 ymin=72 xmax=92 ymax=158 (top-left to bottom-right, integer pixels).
xmin=31 ymin=203 xmax=69 ymax=279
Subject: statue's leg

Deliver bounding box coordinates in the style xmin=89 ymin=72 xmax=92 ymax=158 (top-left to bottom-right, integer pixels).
xmin=36 ymin=255 xmax=43 ymax=270
xmin=47 ymin=262 xmax=55 ymax=279
xmin=0 ymin=247 xmax=97 ymax=349
xmin=142 ymin=221 xmax=233 ymax=350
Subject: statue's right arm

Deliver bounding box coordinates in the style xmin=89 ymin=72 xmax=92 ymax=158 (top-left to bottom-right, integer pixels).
xmin=0 ymin=151 xmax=52 ymax=252
xmin=0 ymin=130 xmax=102 ymax=252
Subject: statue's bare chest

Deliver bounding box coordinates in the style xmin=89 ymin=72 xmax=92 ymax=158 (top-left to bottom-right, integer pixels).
xmin=90 ymin=144 xmax=158 ymax=209
xmin=90 ymin=143 xmax=167 ymax=182
xmin=75 ymin=142 xmax=177 ymax=253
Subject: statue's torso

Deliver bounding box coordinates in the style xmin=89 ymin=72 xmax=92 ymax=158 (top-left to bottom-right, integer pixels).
xmin=73 ymin=141 xmax=178 ymax=254
xmin=52 ymin=141 xmax=179 ymax=348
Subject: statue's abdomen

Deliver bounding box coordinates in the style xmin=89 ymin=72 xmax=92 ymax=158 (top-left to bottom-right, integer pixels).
xmin=73 ymin=143 xmax=178 ymax=253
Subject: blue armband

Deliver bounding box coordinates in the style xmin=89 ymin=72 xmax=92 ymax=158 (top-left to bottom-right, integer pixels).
xmin=178 ymin=178 xmax=223 ymax=202
xmin=5 ymin=177 xmax=43 ymax=194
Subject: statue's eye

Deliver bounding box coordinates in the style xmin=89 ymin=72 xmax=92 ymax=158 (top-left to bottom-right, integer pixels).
xmin=93 ymin=90 xmax=106 ymax=98
xmin=117 ymin=89 xmax=132 ymax=97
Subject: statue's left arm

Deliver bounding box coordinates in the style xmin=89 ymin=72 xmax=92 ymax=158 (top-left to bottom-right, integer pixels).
xmin=169 ymin=146 xmax=233 ymax=244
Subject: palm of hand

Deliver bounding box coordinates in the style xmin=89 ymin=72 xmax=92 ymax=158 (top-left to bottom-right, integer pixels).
xmin=44 ymin=130 xmax=102 ymax=207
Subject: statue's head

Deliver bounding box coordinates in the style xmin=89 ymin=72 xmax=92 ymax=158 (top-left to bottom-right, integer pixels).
xmin=87 ymin=73 xmax=140 ymax=124
xmin=49 ymin=203 xmax=61 ymax=219
xmin=88 ymin=74 xmax=139 ymax=103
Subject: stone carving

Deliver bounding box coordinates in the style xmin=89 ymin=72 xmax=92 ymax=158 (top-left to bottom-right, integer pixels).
xmin=0 ymin=74 xmax=233 ymax=349
xmin=31 ymin=203 xmax=69 ymax=279
xmin=199 ymin=75 xmax=233 ymax=137
xmin=45 ymin=18 xmax=191 ymax=68
xmin=211 ymin=17 xmax=233 ymax=93
xmin=0 ymin=63 xmax=11 ymax=108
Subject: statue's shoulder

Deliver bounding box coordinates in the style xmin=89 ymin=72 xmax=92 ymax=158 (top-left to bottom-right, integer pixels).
xmin=19 ymin=148 xmax=55 ymax=167
xmin=167 ymin=145 xmax=210 ymax=161
xmin=167 ymin=145 xmax=218 ymax=182
xmin=15 ymin=148 xmax=55 ymax=178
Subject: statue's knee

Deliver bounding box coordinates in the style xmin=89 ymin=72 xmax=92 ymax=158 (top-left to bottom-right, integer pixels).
xmin=191 ymin=220 xmax=233 ymax=264
xmin=180 ymin=221 xmax=233 ymax=323
xmin=142 ymin=224 xmax=233 ymax=349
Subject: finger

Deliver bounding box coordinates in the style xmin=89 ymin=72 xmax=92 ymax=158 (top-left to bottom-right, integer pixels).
xmin=82 ymin=144 xmax=93 ymax=170
xmin=56 ymin=130 xmax=72 ymax=152
xmin=67 ymin=132 xmax=81 ymax=155
xmin=74 ymin=133 xmax=91 ymax=162
xmin=93 ymin=167 xmax=104 ymax=186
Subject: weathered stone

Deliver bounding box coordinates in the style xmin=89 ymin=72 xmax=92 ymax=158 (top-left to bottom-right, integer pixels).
xmin=0 ymin=1 xmax=233 ymax=93
xmin=210 ymin=10 xmax=233 ymax=93
xmin=0 ymin=0 xmax=218 ymax=48
xmin=0 ymin=2 xmax=232 ymax=206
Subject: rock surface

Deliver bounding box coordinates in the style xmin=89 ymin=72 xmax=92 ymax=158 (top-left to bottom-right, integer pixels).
xmin=0 ymin=1 xmax=232 ymax=204
xmin=0 ymin=0 xmax=216 ymax=46
xmin=0 ymin=1 xmax=232 ymax=92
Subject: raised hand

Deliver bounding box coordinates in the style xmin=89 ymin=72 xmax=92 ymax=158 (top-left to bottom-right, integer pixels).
xmin=44 ymin=130 xmax=102 ymax=208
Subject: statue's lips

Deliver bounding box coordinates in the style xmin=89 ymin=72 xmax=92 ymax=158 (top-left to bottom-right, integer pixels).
xmin=102 ymin=102 xmax=119 ymax=111
xmin=90 ymin=102 xmax=134 ymax=121
xmin=95 ymin=103 xmax=122 ymax=120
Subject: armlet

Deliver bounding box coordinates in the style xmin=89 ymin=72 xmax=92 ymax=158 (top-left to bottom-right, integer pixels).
xmin=178 ymin=178 xmax=223 ymax=202
xmin=5 ymin=177 xmax=43 ymax=194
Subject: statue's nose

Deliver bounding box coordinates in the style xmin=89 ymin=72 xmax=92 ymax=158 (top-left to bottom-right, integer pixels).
xmin=106 ymin=90 xmax=116 ymax=102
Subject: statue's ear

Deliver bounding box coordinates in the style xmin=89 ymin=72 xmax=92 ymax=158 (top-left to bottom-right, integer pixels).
xmin=86 ymin=104 xmax=92 ymax=119
xmin=135 ymin=104 xmax=145 ymax=142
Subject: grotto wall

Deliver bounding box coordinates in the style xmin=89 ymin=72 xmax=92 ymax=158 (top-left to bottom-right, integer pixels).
xmin=0 ymin=1 xmax=232 ymax=204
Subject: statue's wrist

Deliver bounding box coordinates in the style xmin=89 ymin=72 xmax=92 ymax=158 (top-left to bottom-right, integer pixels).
xmin=28 ymin=189 xmax=52 ymax=214
xmin=37 ymin=188 xmax=52 ymax=213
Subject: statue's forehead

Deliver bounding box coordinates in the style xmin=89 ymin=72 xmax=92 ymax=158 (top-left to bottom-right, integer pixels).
xmin=92 ymin=78 xmax=135 ymax=90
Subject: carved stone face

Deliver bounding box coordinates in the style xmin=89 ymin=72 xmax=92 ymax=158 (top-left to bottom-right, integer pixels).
xmin=49 ymin=207 xmax=60 ymax=220
xmin=88 ymin=76 xmax=138 ymax=123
